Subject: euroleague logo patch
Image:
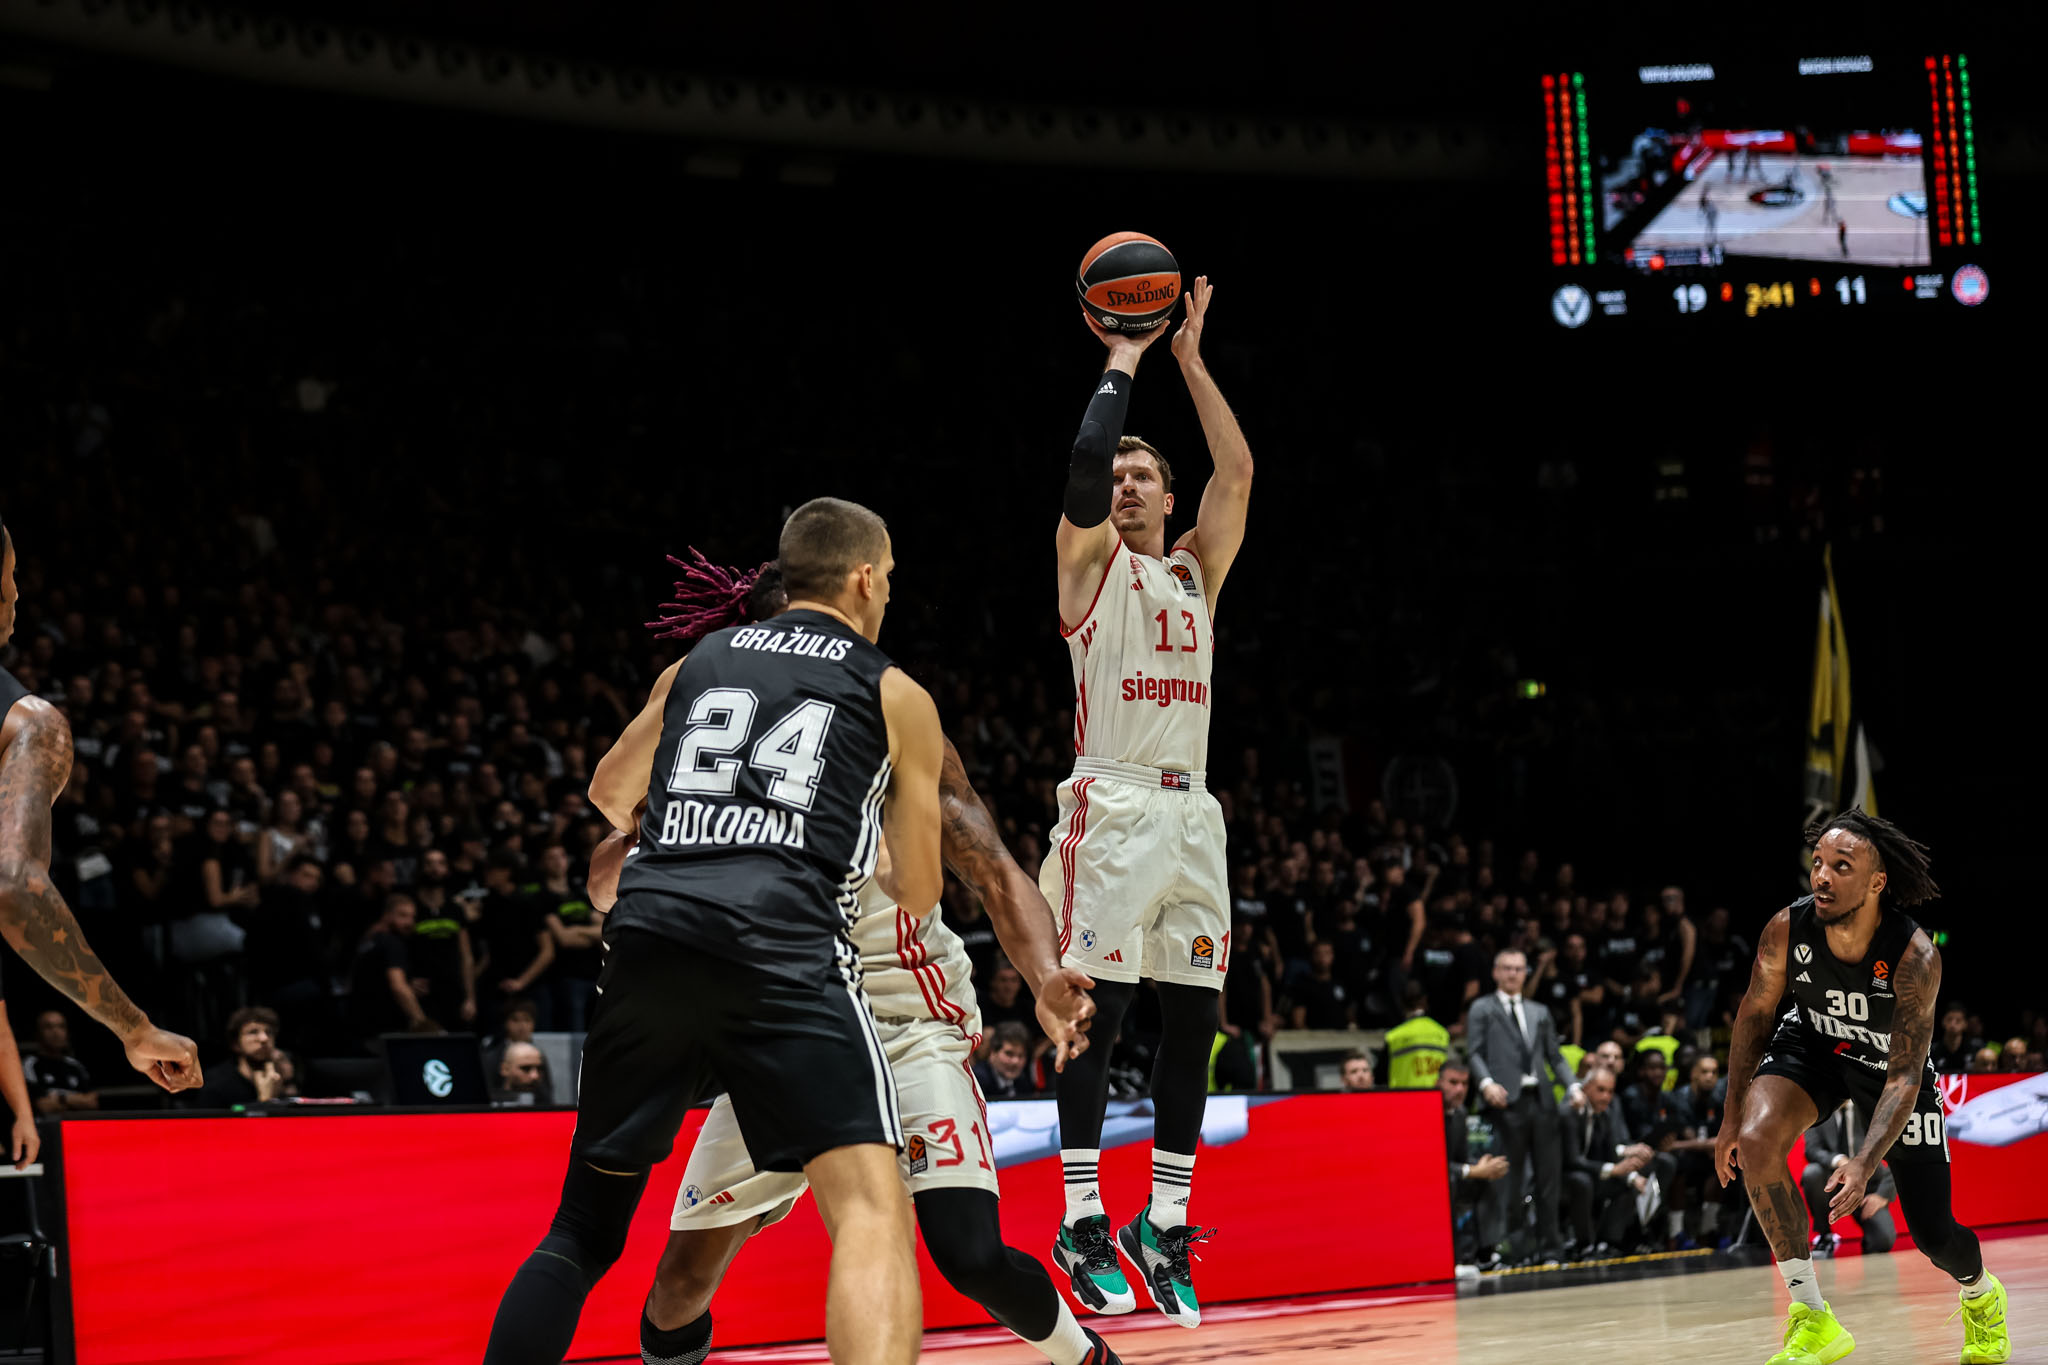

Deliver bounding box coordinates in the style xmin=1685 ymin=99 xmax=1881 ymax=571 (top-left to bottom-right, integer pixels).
xmin=906 ymin=1135 xmax=929 ymax=1176
xmin=1170 ymin=562 xmax=1200 ymax=597
xmin=1190 ymin=935 xmax=1216 ymax=970
xmin=1794 ymin=943 xmax=1814 ymax=965
xmin=1872 ymin=959 xmax=1892 ymax=993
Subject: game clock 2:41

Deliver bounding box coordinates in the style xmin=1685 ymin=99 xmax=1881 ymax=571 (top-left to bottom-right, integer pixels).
xmin=1744 ymin=281 xmax=1797 ymax=318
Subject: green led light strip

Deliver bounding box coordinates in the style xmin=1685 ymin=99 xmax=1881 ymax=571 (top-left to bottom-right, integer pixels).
xmin=1573 ymin=73 xmax=1593 ymax=259
xmin=1958 ymin=54 xmax=1979 ymax=243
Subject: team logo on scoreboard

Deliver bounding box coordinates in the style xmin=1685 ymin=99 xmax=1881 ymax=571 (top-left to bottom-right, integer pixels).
xmin=1952 ymin=264 xmax=1989 ymax=307
xmin=1794 ymin=943 xmax=1814 ymax=964
xmin=1888 ymin=191 xmax=1928 ymax=220
xmin=1551 ymin=285 xmax=1591 ymax=329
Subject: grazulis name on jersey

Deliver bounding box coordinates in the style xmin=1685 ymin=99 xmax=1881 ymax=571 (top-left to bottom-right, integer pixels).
xmin=1121 ymin=671 xmax=1210 ymax=708
xmin=727 ymin=627 xmax=856 ymax=661
xmin=655 ymin=797 xmax=808 ymax=850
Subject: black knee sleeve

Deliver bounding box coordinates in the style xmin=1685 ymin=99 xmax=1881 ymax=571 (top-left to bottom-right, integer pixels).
xmin=483 ymin=1161 xmax=652 ymax=1365
xmin=1055 ymin=979 xmax=1137 ymax=1150
xmin=917 ymin=1188 xmax=1061 ymax=1341
xmin=544 ymin=1160 xmax=653 ymax=1285
xmin=1150 ymin=981 xmax=1220 ymax=1154
xmin=1890 ymin=1159 xmax=1984 ymax=1284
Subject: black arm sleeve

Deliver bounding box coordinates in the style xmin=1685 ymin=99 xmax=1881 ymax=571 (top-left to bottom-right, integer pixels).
xmin=1063 ymin=370 xmax=1132 ymax=527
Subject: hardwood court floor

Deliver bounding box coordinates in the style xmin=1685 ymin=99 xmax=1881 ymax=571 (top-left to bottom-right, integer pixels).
xmin=698 ymin=1230 xmax=2046 ymax=1365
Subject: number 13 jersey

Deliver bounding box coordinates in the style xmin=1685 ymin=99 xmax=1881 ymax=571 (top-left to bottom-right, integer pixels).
xmin=1062 ymin=540 xmax=1214 ymax=773
xmin=614 ymin=609 xmax=896 ymax=983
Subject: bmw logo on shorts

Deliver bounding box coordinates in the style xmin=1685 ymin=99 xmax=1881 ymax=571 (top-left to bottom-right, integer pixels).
xmin=1080 ymin=929 xmax=1097 ymax=951
xmin=682 ymin=1184 xmax=704 ymax=1208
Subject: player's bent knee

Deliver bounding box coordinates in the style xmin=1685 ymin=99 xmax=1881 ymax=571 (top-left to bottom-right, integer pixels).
xmin=542 ymin=1161 xmax=651 ymax=1285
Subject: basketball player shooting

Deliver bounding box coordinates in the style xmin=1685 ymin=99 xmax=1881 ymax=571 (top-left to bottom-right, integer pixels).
xmin=0 ymin=512 xmax=203 ymax=1101
xmin=482 ymin=499 xmax=946 ymax=1365
xmin=1043 ymin=276 xmax=1252 ymax=1328
xmin=1715 ymin=809 xmax=2009 ymax=1364
xmin=583 ymin=553 xmax=1113 ymax=1365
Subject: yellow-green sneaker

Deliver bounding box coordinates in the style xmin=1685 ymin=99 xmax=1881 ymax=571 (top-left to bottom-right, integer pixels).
xmin=1955 ymin=1274 xmax=2011 ymax=1363
xmin=1768 ymin=1300 xmax=1855 ymax=1365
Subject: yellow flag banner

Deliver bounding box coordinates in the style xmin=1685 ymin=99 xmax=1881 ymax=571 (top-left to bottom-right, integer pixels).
xmin=1803 ymin=544 xmax=1877 ymax=833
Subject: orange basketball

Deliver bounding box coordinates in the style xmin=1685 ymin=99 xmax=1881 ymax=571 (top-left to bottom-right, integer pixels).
xmin=1076 ymin=231 xmax=1181 ymax=332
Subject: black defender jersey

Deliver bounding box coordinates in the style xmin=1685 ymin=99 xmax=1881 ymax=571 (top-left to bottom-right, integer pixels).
xmin=1770 ymin=894 xmax=1935 ymax=1087
xmin=0 ymin=665 xmax=28 ymax=730
xmin=611 ymin=610 xmax=895 ymax=981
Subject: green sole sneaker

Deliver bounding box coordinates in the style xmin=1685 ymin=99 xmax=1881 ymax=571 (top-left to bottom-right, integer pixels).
xmin=1053 ymin=1215 xmax=1135 ymax=1315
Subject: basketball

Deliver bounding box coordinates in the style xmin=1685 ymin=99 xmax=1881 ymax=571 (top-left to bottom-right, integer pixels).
xmin=1076 ymin=231 xmax=1181 ymax=331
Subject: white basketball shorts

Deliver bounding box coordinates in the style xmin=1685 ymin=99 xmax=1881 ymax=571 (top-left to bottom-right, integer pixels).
xmin=1039 ymin=756 xmax=1230 ymax=991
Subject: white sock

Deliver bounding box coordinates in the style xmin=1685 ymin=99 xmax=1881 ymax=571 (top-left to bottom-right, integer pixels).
xmin=1149 ymin=1149 xmax=1195 ymax=1230
xmin=1778 ymin=1256 xmax=1825 ymax=1310
xmin=1023 ymin=1294 xmax=1093 ymax=1365
xmin=1959 ymin=1272 xmax=1997 ymax=1300
xmin=1061 ymin=1148 xmax=1102 ymax=1225
xmin=1667 ymin=1210 xmax=1684 ymax=1239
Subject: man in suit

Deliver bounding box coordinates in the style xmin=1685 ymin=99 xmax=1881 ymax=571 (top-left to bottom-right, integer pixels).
xmin=1559 ymin=1066 xmax=1675 ymax=1254
xmin=1440 ymin=1061 xmax=1510 ymax=1268
xmin=1466 ymin=948 xmax=1585 ymax=1261
xmin=1800 ymin=1101 xmax=1898 ymax=1256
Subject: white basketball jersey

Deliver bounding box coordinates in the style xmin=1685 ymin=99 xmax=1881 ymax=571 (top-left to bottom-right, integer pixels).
xmin=1063 ymin=540 xmax=1214 ymax=772
xmin=850 ymin=879 xmax=982 ymax=1039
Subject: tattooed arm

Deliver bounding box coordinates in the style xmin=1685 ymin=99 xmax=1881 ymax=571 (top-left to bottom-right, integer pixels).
xmin=936 ymin=738 xmax=1095 ymax=1068
xmin=1829 ymin=930 xmax=1939 ymax=1220
xmin=0 ymin=699 xmax=202 ymax=1092
xmin=1715 ymin=907 xmax=1790 ymax=1185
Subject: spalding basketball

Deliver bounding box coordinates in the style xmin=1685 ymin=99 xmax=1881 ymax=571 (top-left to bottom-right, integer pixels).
xmin=1076 ymin=232 xmax=1181 ymax=331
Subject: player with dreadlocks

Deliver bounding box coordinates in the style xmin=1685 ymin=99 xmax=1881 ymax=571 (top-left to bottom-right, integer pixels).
xmin=582 ymin=549 xmax=1114 ymax=1365
xmin=1715 ymin=808 xmax=2010 ymax=1365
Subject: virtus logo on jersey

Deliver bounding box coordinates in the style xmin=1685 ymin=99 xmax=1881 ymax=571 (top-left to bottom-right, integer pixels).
xmin=1190 ymin=935 xmax=1216 ymax=970
xmin=1795 ymin=943 xmax=1814 ymax=964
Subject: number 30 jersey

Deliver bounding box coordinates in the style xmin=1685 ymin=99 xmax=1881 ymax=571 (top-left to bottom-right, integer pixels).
xmin=614 ymin=609 xmax=896 ymax=983
xmin=1771 ymin=894 xmax=1935 ymax=1085
xmin=1062 ymin=539 xmax=1214 ymax=773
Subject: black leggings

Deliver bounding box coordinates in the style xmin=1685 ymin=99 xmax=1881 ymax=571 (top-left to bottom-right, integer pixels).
xmin=1890 ymin=1158 xmax=1985 ymax=1284
xmin=1053 ymin=979 xmax=1218 ymax=1154
xmin=482 ymin=1158 xmax=651 ymax=1364
xmin=916 ymin=1187 xmax=1062 ymax=1341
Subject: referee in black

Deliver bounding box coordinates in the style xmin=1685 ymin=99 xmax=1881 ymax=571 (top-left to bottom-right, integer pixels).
xmin=483 ymin=497 xmax=945 ymax=1365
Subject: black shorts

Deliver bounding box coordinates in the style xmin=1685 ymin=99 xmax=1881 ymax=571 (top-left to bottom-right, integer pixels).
xmin=572 ymin=926 xmax=902 ymax=1173
xmin=1756 ymin=1037 xmax=1949 ymax=1166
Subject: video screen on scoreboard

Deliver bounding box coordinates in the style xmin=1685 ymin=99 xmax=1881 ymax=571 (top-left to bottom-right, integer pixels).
xmin=1541 ymin=52 xmax=1988 ymax=327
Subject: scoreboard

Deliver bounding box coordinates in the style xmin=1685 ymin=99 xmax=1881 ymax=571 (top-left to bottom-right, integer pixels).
xmin=1541 ymin=53 xmax=1991 ymax=329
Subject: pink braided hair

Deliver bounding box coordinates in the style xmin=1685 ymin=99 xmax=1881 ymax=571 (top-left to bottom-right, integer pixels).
xmin=647 ymin=548 xmax=772 ymax=644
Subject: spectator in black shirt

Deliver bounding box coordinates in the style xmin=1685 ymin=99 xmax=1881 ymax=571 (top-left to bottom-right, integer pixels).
xmin=350 ymin=893 xmax=432 ymax=1041
xmin=188 ymin=1006 xmax=297 ymax=1108
xmin=238 ymin=855 xmax=331 ymax=1044
xmin=1930 ymin=1002 xmax=1983 ymax=1075
xmin=1608 ymin=963 xmax=1665 ymax=1048
xmin=1414 ymin=910 xmax=1483 ymax=1032
xmin=1663 ymin=1055 xmax=1729 ymax=1246
xmin=409 ymin=852 xmax=476 ymax=1030
xmin=974 ymin=1023 xmax=1044 ymax=1100
xmin=473 ymin=853 xmax=555 ymax=1030
xmin=1537 ymin=932 xmax=1603 ymax=1047
xmin=1595 ymin=891 xmax=1641 ymax=995
xmin=534 ymin=843 xmax=600 ymax=1032
xmin=1291 ymin=941 xmax=1355 ymax=1030
xmin=1684 ymin=906 xmax=1751 ymax=1030
xmin=978 ymin=959 xmax=1043 ymax=1048
xmin=1619 ymin=1049 xmax=1673 ymax=1141
xmin=943 ymin=883 xmax=1000 ymax=987
xmin=23 ymin=1011 xmax=97 ymax=1114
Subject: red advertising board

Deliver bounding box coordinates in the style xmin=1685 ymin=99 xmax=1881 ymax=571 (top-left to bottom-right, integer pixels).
xmin=60 ymin=1090 xmax=1450 ymax=1365
xmin=1787 ymin=1071 xmax=2048 ymax=1249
